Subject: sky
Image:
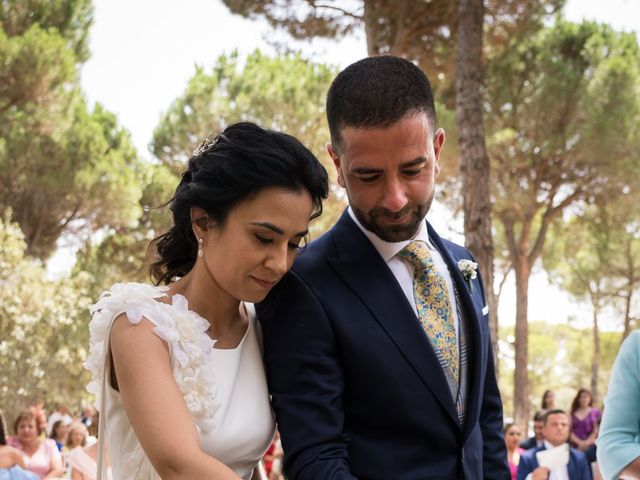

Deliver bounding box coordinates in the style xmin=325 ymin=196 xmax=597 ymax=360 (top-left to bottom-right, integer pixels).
xmin=62 ymin=0 xmax=640 ymax=329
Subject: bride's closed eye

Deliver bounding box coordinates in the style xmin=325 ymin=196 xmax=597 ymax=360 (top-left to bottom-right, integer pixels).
xmin=255 ymin=234 xmax=305 ymax=252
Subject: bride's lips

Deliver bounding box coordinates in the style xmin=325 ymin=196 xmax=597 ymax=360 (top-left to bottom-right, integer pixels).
xmin=251 ymin=276 xmax=277 ymax=290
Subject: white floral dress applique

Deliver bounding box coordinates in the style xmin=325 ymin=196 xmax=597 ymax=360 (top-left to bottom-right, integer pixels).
xmin=84 ymin=282 xmax=221 ymax=478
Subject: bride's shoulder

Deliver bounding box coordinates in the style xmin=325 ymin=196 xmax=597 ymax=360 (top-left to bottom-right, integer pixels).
xmin=85 ymin=283 xmax=171 ymax=395
xmin=90 ymin=281 xmax=170 ymax=326
xmin=92 ymin=282 xmax=169 ymax=312
xmin=85 ymin=283 xmax=220 ymax=432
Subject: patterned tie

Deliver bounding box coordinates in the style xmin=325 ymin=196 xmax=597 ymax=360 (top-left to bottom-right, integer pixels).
xmin=398 ymin=240 xmax=459 ymax=382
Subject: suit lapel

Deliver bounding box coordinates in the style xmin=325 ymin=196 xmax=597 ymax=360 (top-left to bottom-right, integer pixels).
xmin=427 ymin=224 xmax=486 ymax=438
xmin=327 ymin=212 xmax=460 ymax=426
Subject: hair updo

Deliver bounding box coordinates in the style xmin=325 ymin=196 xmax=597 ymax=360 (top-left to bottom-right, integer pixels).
xmin=149 ymin=122 xmax=329 ymax=285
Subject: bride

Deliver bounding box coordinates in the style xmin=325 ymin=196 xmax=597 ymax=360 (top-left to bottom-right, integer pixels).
xmin=85 ymin=122 xmax=328 ymax=479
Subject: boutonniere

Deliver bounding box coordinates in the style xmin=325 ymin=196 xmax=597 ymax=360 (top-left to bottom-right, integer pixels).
xmin=457 ymin=259 xmax=478 ymax=293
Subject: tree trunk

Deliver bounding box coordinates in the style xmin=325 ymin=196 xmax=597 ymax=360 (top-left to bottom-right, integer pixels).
xmin=513 ymin=256 xmax=530 ymax=430
xmin=622 ymin=240 xmax=636 ymax=342
xmin=590 ymin=299 xmax=600 ymax=405
xmin=622 ymin=288 xmax=633 ymax=342
xmin=363 ymin=0 xmax=380 ymax=55
xmin=455 ymin=0 xmax=499 ymax=367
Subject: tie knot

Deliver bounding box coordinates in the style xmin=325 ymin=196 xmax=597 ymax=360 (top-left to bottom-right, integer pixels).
xmin=398 ymin=240 xmax=433 ymax=270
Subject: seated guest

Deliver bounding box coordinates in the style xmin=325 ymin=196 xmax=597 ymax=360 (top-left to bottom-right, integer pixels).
xmin=505 ymin=423 xmax=525 ymax=480
xmin=66 ymin=413 xmax=111 ymax=480
xmin=48 ymin=421 xmax=68 ymax=453
xmin=520 ymin=411 xmax=545 ymax=450
xmin=517 ymin=409 xmax=592 ymax=480
xmin=8 ymin=410 xmax=64 ymax=479
xmin=570 ymin=388 xmax=602 ymax=452
xmin=65 ymin=423 xmax=87 ymax=452
xmin=584 ymin=417 xmax=601 ymax=465
xmin=541 ymin=389 xmax=556 ymax=412
xmin=45 ymin=407 xmax=71 ymax=438
xmin=79 ymin=406 xmax=95 ymax=430
xmin=0 ymin=410 xmax=38 ymax=480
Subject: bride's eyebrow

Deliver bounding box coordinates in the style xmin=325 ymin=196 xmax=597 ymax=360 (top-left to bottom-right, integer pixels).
xmin=250 ymin=222 xmax=308 ymax=238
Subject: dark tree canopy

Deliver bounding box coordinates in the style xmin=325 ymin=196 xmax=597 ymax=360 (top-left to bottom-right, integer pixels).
xmin=222 ymin=0 xmax=564 ymax=94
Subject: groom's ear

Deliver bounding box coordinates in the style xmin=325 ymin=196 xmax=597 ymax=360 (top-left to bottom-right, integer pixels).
xmin=190 ymin=207 xmax=210 ymax=239
xmin=327 ymin=144 xmax=345 ymax=188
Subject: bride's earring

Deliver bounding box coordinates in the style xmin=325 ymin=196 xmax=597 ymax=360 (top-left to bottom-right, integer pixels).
xmin=197 ymin=238 xmax=204 ymax=258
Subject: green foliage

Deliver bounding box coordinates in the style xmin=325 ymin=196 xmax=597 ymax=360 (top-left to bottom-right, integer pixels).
xmin=486 ymin=20 xmax=640 ymax=422
xmin=498 ymin=321 xmax=620 ymax=418
xmin=0 ymin=23 xmax=76 ymax=112
xmin=486 ymin=21 xmax=640 ymax=219
xmin=0 ymin=0 xmax=145 ymax=260
xmin=544 ymin=190 xmax=640 ymax=332
xmin=151 ymin=49 xmax=344 ymax=233
xmin=0 ymin=0 xmax=93 ymax=62
xmin=72 ymin=163 xmax=178 ymax=299
xmin=0 ymin=213 xmax=93 ymax=422
xmin=0 ymin=96 xmax=145 ymax=258
xmin=545 ymin=211 xmax=613 ymax=302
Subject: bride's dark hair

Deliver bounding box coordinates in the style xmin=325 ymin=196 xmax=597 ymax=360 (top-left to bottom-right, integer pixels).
xmin=149 ymin=122 xmax=329 ymax=285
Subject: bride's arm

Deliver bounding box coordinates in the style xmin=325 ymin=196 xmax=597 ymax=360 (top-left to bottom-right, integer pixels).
xmin=111 ymin=314 xmax=241 ymax=480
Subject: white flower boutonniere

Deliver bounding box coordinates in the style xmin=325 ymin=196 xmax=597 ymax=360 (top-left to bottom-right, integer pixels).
xmin=458 ymin=259 xmax=478 ymax=293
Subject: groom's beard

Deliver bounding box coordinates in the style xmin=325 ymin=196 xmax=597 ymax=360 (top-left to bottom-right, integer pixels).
xmin=350 ymin=195 xmax=432 ymax=243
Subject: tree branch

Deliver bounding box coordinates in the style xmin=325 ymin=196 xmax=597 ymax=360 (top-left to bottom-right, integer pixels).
xmin=307 ymin=1 xmax=364 ymax=20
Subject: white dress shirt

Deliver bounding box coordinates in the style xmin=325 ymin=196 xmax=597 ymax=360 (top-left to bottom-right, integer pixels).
xmin=524 ymin=441 xmax=570 ymax=480
xmin=347 ymin=207 xmax=460 ymax=338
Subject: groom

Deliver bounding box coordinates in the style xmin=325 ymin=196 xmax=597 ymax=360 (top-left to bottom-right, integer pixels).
xmin=257 ymin=55 xmax=509 ymax=479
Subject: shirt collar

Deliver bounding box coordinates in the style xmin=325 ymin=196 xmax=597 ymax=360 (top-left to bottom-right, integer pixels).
xmin=347 ymin=206 xmax=431 ymax=262
xmin=542 ymin=440 xmax=566 ymax=451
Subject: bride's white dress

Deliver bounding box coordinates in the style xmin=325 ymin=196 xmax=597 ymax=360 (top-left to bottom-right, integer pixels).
xmin=85 ymin=282 xmax=275 ymax=479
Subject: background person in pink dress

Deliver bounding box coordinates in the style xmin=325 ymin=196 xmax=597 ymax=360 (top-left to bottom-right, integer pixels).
xmin=504 ymin=423 xmax=525 ymax=480
xmin=0 ymin=410 xmax=38 ymax=480
xmin=8 ymin=411 xmax=64 ymax=479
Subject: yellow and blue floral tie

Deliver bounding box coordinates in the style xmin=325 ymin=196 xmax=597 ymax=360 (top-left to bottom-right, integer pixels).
xmin=399 ymin=240 xmax=459 ymax=382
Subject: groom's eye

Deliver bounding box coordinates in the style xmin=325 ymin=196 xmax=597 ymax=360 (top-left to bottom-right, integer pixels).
xmin=402 ymin=168 xmax=423 ymax=177
xmin=356 ymin=174 xmax=380 ymax=183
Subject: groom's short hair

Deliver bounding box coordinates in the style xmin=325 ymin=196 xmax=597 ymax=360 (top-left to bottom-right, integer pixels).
xmin=326 ymin=55 xmax=437 ymax=150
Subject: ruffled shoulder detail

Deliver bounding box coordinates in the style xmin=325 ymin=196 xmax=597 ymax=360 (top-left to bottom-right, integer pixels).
xmin=84 ymin=282 xmax=219 ymax=434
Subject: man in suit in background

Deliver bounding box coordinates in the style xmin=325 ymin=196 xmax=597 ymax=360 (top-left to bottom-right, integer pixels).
xmin=257 ymin=55 xmax=509 ymax=479
xmin=521 ymin=411 xmax=546 ymax=450
xmin=517 ymin=410 xmax=592 ymax=480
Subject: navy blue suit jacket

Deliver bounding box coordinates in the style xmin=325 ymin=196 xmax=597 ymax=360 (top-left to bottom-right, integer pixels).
xmin=516 ymin=445 xmax=592 ymax=480
xmin=520 ymin=437 xmax=539 ymax=451
xmin=257 ymin=211 xmax=509 ymax=479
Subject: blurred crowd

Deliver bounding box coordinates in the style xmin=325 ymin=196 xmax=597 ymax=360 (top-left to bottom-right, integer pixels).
xmin=505 ymin=388 xmax=603 ymax=480
xmin=0 ymin=387 xmax=607 ymax=480
xmin=0 ymin=402 xmax=284 ymax=480
xmin=0 ymin=403 xmax=103 ymax=479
